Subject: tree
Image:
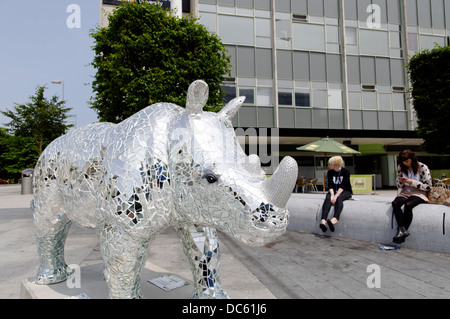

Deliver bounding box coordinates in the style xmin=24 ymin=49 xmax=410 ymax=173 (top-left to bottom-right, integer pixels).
xmin=0 ymin=132 xmax=39 ymax=180
xmin=1 ymin=85 xmax=73 ymax=156
xmin=407 ymin=44 xmax=450 ymax=154
xmin=90 ymin=2 xmax=231 ymax=123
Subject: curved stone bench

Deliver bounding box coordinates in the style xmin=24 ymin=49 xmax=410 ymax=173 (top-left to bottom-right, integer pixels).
xmin=286 ymin=193 xmax=450 ymax=254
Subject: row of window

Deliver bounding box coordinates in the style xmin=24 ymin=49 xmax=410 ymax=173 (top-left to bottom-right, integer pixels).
xmin=200 ymin=11 xmax=449 ymax=57
xmin=200 ymin=0 xmax=386 ymax=22
xmin=200 ymin=0 xmax=450 ymax=31
xmin=226 ymin=47 xmax=406 ymax=87
xmin=222 ymin=84 xmax=406 ymax=111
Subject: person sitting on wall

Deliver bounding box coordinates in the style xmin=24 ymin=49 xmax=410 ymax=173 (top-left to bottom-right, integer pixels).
xmin=319 ymin=156 xmax=353 ymax=232
xmin=391 ymin=150 xmax=432 ymax=244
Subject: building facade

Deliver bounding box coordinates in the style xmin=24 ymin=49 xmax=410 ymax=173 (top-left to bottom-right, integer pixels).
xmin=195 ymin=0 xmax=450 ymax=186
xmin=197 ymin=0 xmax=449 ymax=131
xmin=101 ymin=0 xmax=450 ymax=187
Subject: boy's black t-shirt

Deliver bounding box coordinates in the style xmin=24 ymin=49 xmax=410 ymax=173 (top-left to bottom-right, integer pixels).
xmin=327 ymin=167 xmax=353 ymax=194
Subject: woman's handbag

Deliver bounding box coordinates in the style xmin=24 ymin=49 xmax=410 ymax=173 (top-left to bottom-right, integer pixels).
xmin=428 ymin=187 xmax=450 ymax=204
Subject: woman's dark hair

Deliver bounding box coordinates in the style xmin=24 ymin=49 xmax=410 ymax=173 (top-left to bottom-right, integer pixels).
xmin=397 ymin=150 xmax=420 ymax=175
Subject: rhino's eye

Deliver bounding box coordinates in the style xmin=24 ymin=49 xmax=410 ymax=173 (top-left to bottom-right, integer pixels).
xmin=205 ymin=173 xmax=218 ymax=184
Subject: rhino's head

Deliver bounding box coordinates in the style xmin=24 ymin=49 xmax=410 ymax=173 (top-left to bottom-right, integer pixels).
xmin=168 ymin=80 xmax=297 ymax=246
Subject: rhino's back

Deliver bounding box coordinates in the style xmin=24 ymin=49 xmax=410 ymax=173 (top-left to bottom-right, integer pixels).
xmin=37 ymin=102 xmax=182 ymax=181
xmin=34 ymin=103 xmax=184 ymax=229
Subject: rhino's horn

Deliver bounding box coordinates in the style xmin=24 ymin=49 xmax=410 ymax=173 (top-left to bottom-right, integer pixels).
xmin=219 ymin=96 xmax=245 ymax=120
xmin=262 ymin=156 xmax=298 ymax=208
xmin=186 ymin=80 xmax=209 ymax=114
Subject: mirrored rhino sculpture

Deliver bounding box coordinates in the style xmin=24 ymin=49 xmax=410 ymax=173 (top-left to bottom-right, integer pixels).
xmin=32 ymin=80 xmax=298 ymax=299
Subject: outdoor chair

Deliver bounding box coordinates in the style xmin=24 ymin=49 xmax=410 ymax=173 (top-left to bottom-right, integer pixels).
xmin=295 ymin=178 xmax=306 ymax=193
xmin=305 ymin=178 xmax=319 ymax=192
xmin=444 ymin=178 xmax=450 ymax=190
xmin=433 ymin=178 xmax=446 ymax=187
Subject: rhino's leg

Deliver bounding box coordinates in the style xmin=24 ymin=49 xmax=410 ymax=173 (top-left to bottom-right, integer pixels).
xmin=34 ymin=208 xmax=73 ymax=285
xmin=99 ymin=224 xmax=151 ymax=299
xmin=176 ymin=224 xmax=229 ymax=299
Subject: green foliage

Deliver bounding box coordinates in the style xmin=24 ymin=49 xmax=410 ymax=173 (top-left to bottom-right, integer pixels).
xmin=407 ymin=44 xmax=450 ymax=155
xmin=90 ymin=2 xmax=231 ymax=123
xmin=0 ymin=133 xmax=39 ymax=179
xmin=0 ymin=86 xmax=72 ymax=178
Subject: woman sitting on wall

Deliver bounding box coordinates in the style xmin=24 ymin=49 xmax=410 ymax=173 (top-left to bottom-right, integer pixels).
xmin=319 ymin=156 xmax=353 ymax=232
xmin=391 ymin=150 xmax=432 ymax=244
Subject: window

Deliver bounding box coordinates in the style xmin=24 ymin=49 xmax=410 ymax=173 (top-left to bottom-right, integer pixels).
xmin=375 ymin=58 xmax=391 ymax=85
xmin=276 ymin=0 xmax=291 ymax=12
xmin=420 ymin=35 xmax=446 ymax=50
xmin=390 ymin=59 xmax=405 ymax=86
xmin=256 ymin=48 xmax=273 ymax=78
xmin=310 ymin=53 xmax=326 ymax=81
xmin=390 ymin=31 xmax=402 ymax=58
xmin=293 ymin=51 xmax=309 ymax=81
xmin=324 ymin=0 xmax=339 ymax=17
xmin=387 ymin=0 xmax=401 ymax=24
xmin=278 ymin=91 xmax=293 ymax=106
xmin=393 ymin=92 xmax=406 ymax=110
xmin=408 ymin=33 xmax=418 ymax=51
xmin=237 ymin=0 xmax=253 ymax=9
xmin=378 ymin=93 xmax=392 ymax=110
xmin=218 ymin=15 xmax=254 ymax=45
xmin=359 ymin=30 xmax=389 ymax=56
xmin=222 ymin=85 xmax=236 ymax=104
xmin=293 ymin=23 xmax=325 ymax=51
xmin=345 ymin=27 xmax=357 ymax=45
xmin=348 ymin=91 xmax=361 ymax=109
xmin=328 ymin=90 xmax=342 ymax=109
xmin=308 ymin=0 xmax=324 ymax=16
xmin=239 ymin=88 xmax=255 ymax=104
xmin=277 ymin=50 xmax=293 ymax=80
xmin=199 ymin=12 xmax=216 ymax=33
xmin=257 ymin=87 xmax=273 ymax=106
xmin=295 ymin=92 xmax=310 ymax=107
xmin=417 ymin=0 xmax=432 ymax=27
xmin=362 ymin=91 xmax=377 ymax=110
xmin=406 ymin=0 xmax=418 ymax=26
xmin=326 ymin=25 xmax=339 ymax=43
xmin=345 ymin=0 xmax=358 ymax=20
xmin=347 ymin=55 xmax=361 ymax=83
xmin=256 ymin=18 xmax=271 ymax=37
xmin=390 ymin=32 xmax=401 ymax=49
xmin=313 ymin=90 xmax=327 ymax=107
xmin=326 ymin=54 xmax=342 ymax=82
xmin=326 ymin=25 xmax=340 ymax=52
xmin=237 ymin=47 xmax=255 ymax=78
xmin=360 ymin=56 xmax=376 ymax=84
xmin=218 ymin=0 xmax=234 ymax=6
xmin=431 ymin=0 xmax=445 ymax=29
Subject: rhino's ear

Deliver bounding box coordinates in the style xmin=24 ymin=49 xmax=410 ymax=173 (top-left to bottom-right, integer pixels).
xmin=219 ymin=96 xmax=245 ymax=120
xmin=186 ymin=80 xmax=209 ymax=114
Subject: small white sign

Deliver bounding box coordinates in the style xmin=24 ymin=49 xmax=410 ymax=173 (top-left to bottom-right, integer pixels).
xmin=148 ymin=275 xmax=189 ymax=291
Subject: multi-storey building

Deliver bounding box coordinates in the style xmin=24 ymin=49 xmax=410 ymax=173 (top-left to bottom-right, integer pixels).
xmin=101 ymin=0 xmax=450 ymax=188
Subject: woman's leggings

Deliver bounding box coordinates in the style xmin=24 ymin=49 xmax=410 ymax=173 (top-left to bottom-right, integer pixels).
xmin=391 ymin=195 xmax=425 ymax=229
xmin=321 ymin=191 xmax=352 ymax=221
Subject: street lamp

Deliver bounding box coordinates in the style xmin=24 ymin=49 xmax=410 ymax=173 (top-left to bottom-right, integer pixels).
xmin=51 ymin=80 xmax=64 ymax=101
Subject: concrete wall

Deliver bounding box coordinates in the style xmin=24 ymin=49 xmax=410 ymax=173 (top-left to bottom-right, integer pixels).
xmin=286 ymin=193 xmax=450 ymax=254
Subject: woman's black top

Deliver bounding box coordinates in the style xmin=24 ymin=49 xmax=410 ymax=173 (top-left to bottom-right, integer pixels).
xmin=327 ymin=167 xmax=353 ymax=194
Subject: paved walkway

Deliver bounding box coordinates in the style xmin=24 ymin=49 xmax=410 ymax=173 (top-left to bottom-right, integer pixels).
xmin=221 ymin=230 xmax=450 ymax=299
xmin=2 ymin=184 xmax=450 ymax=299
